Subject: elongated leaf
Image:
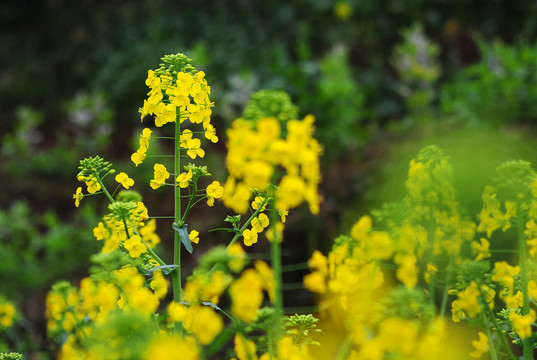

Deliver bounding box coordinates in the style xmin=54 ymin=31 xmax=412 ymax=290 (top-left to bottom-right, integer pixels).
xmin=144 ymin=265 xmax=179 ymax=276
xmin=201 ymin=301 xmax=222 ymax=311
xmin=172 ymin=223 xmax=193 ymax=254
xmin=208 ymin=227 xmax=238 ymax=233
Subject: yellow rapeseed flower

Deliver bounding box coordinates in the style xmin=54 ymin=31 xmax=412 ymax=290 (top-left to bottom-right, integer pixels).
xmin=73 ymin=187 xmax=83 ymax=207
xmin=115 ymin=172 xmax=135 ymax=189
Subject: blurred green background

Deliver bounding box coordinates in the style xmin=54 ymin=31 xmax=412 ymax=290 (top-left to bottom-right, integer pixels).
xmin=3 ymin=0 xmax=537 ymax=357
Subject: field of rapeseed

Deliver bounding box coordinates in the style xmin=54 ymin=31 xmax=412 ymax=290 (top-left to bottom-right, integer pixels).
xmin=4 ymin=2 xmax=537 ymax=359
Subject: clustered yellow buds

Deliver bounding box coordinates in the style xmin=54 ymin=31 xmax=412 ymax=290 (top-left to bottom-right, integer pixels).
xmin=223 ymin=116 xmax=322 ymax=215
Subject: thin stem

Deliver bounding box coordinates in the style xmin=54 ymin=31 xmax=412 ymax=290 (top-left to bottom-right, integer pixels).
xmin=335 ymin=335 xmax=353 ymax=360
xmin=270 ymin=198 xmax=284 ymax=353
xmin=225 ymin=197 xmax=270 ymax=251
xmin=180 ymin=181 xmax=199 ymax=224
xmin=99 ymin=178 xmax=115 ymax=203
xmin=281 ymin=262 xmax=310 ymax=272
xmin=516 ymin=201 xmax=532 ymax=360
xmin=479 ymin=288 xmax=517 ymax=360
xmin=481 ymin=312 xmax=498 ymax=360
xmin=440 ymin=255 xmax=454 ymax=318
xmin=172 ymin=115 xmax=183 ymax=337
xmin=131 ymin=227 xmax=166 ymax=266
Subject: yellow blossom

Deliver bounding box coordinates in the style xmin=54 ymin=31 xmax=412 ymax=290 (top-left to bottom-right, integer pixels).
xmin=251 ymin=213 xmax=270 ymax=232
xmin=73 ymin=187 xmax=83 ymax=207
xmin=469 ymin=332 xmax=489 ymax=358
xmin=124 ymin=235 xmax=147 ymax=258
xmin=150 ymin=269 xmax=168 ymax=300
xmin=234 ymin=333 xmax=258 ymax=360
xmin=115 ymin=172 xmax=134 ymax=189
xmin=190 ymin=306 xmax=224 ymax=345
xmin=143 ymin=335 xmax=199 ymax=360
xmin=189 ymin=230 xmax=200 ymax=244
xmin=176 ymin=169 xmax=193 ymax=188
xmin=242 ymin=228 xmax=258 ymax=246
xmin=131 ymin=149 xmax=146 ymax=167
xmin=206 ymin=181 xmax=224 ymax=206
xmin=509 ymin=309 xmax=536 ymax=339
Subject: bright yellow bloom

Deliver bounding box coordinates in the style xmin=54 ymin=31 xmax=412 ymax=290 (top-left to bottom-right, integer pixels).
xmin=150 ymin=163 xmax=170 ymax=189
xmin=278 ymin=208 xmax=288 ymax=223
xmin=242 ymin=228 xmax=258 ymax=246
xmin=115 ymin=172 xmax=134 ymax=189
xmin=509 ymin=309 xmax=536 ymax=339
xmin=451 ymin=282 xmax=481 ymax=322
xmin=491 ymin=261 xmax=519 ymax=288
xmin=176 ymin=169 xmax=193 ymax=188
xmin=190 ymin=306 xmax=224 ymax=345
xmin=204 ymin=123 xmax=218 ymax=143
xmin=189 ymin=230 xmax=200 ymax=244
xmin=251 ymin=196 xmax=267 ymax=211
xmin=227 ymin=243 xmax=247 ymax=273
xmin=131 ymin=148 xmax=147 ymax=167
xmin=206 ymin=181 xmax=224 ymax=206
xmin=181 ymin=130 xmax=205 ymax=159
xmin=93 ymin=222 xmax=106 ymax=240
xmin=275 ymin=175 xmax=305 ymax=210
xmin=123 ymin=235 xmax=147 ymax=258
xmin=139 ymin=128 xmax=152 ymax=151
xmin=469 ymin=332 xmax=489 ymax=358
xmin=143 ymin=335 xmax=200 ymax=360
xmin=73 ymin=187 xmax=83 ymax=207
xmin=229 ymin=269 xmax=263 ymax=322
xmin=234 ymin=333 xmax=258 ymax=360
xmin=251 ymin=213 xmax=269 ymax=232
xmin=472 ymin=238 xmax=490 ymax=261
xmin=150 ymin=269 xmax=168 ymax=300
xmin=350 ymin=215 xmax=372 ymax=240
xmin=85 ymin=175 xmax=101 ymax=194
xmin=303 ymin=271 xmax=326 ymax=294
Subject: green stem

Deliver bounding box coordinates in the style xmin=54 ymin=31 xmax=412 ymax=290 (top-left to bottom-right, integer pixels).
xmin=335 ymin=335 xmax=353 ymax=360
xmin=439 ymin=255 xmax=454 ymax=318
xmin=281 ymin=262 xmax=310 ymax=272
xmin=479 ymin=288 xmax=517 ymax=360
xmin=426 ymin=207 xmax=436 ymax=307
xmin=172 ymin=114 xmax=183 ymax=337
xmin=516 ymin=201 xmax=532 ymax=360
xmin=131 ymin=227 xmax=166 ymax=266
xmin=180 ymin=181 xmax=199 ymax=224
xmin=99 ymin=178 xmax=115 ymax=203
xmin=270 ymin=198 xmax=284 ymax=353
xmin=481 ymin=312 xmax=498 ymax=360
xmin=225 ymin=197 xmax=270 ymax=251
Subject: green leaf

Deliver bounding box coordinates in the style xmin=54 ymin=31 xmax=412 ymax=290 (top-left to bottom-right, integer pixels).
xmin=172 ymin=223 xmax=193 ymax=254
xmin=208 ymin=227 xmax=238 ymax=233
xmin=144 ymin=265 xmax=178 ymax=276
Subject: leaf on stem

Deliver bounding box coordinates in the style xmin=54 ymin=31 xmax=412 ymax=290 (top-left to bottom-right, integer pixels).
xmin=172 ymin=222 xmax=193 ymax=254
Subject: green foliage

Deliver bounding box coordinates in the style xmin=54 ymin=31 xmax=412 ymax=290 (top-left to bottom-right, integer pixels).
xmin=311 ymin=46 xmax=365 ymax=154
xmin=241 ymin=89 xmax=299 ymax=123
xmin=493 ymin=160 xmax=537 ymax=201
xmin=0 ymin=353 xmax=22 ymax=360
xmin=0 ymin=201 xmax=100 ymax=299
xmin=392 ymin=24 xmax=440 ymax=115
xmin=441 ymin=40 xmax=537 ymax=126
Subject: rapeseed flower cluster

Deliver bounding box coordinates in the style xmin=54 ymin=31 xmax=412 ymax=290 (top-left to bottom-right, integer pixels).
xmin=303 ymin=146 xmax=537 ymax=359
xmin=224 ymin=116 xmax=321 ymax=216
xmin=53 ymin=55 xmax=324 ymax=360
xmin=0 ymin=298 xmax=16 ymax=330
xmin=46 ymin=263 xmax=165 ymax=359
